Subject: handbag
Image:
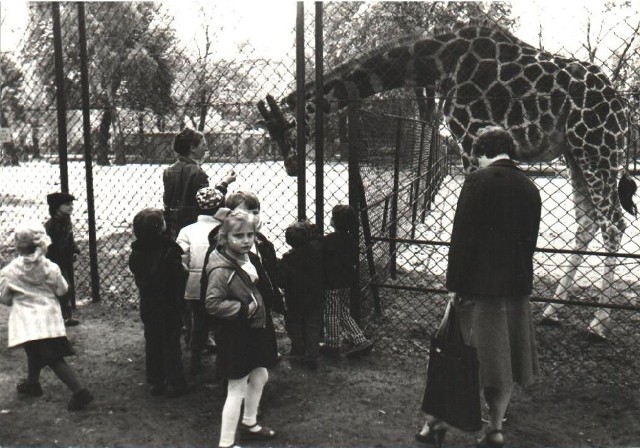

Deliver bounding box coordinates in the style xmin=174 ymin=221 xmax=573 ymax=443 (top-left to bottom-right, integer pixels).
xmin=421 ymin=302 xmax=483 ymax=432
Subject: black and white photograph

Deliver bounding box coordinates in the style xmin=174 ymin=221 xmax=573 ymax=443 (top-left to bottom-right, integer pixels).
xmin=0 ymin=1 xmax=639 ymax=446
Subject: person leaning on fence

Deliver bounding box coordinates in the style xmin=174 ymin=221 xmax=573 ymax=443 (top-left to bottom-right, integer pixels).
xmin=0 ymin=221 xmax=93 ymax=411
xmin=176 ymin=186 xmax=230 ymax=375
xmin=44 ymin=192 xmax=80 ymax=327
xmin=417 ymin=126 xmax=541 ymax=448
xmin=320 ymin=204 xmax=373 ymax=358
xmin=162 ymin=127 xmax=236 ymax=239
xmin=203 ymin=210 xmax=279 ymax=448
xmin=128 ymin=208 xmax=191 ymax=398
xmin=277 ymin=220 xmax=324 ymax=370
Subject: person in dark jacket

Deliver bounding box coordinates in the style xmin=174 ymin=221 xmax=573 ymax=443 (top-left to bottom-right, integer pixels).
xmin=45 ymin=192 xmax=80 ymax=327
xmin=278 ymin=221 xmax=324 ymax=370
xmin=321 ymin=204 xmax=373 ymax=358
xmin=417 ymin=126 xmax=541 ymax=448
xmin=162 ymin=127 xmax=235 ymax=239
xmin=128 ymin=208 xmax=190 ymax=397
xmin=204 ymin=210 xmax=279 ymax=448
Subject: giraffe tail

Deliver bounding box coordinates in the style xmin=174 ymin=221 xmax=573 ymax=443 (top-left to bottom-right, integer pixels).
xmin=618 ymin=172 xmax=637 ymax=217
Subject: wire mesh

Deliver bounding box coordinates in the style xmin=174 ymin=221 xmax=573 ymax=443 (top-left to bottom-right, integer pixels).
xmin=1 ymin=2 xmax=639 ymax=385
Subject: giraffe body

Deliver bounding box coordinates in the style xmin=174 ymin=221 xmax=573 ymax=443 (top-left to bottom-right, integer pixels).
xmin=258 ymin=23 xmax=636 ymax=340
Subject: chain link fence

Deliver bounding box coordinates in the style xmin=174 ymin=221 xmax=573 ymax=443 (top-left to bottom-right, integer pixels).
xmin=1 ymin=2 xmax=639 ymax=384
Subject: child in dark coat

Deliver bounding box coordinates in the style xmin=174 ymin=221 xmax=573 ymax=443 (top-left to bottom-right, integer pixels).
xmin=128 ymin=208 xmax=190 ymax=397
xmin=278 ymin=221 xmax=324 ymax=370
xmin=45 ymin=192 xmax=80 ymax=327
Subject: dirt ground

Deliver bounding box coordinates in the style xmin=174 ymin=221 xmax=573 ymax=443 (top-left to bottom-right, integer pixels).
xmin=1 ymin=301 xmax=639 ymax=448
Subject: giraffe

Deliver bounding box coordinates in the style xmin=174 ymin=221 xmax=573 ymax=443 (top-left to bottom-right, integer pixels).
xmin=257 ymin=23 xmax=637 ymax=341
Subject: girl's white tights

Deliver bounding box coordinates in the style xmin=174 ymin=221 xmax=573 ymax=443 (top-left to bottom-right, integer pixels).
xmin=219 ymin=367 xmax=269 ymax=448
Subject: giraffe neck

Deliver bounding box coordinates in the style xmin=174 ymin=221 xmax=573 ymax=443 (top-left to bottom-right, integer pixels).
xmin=284 ymin=25 xmax=532 ymax=115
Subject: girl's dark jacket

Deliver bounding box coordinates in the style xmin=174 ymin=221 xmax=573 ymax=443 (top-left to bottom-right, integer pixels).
xmin=203 ymin=249 xmax=278 ymax=328
xmin=128 ymin=235 xmax=188 ymax=326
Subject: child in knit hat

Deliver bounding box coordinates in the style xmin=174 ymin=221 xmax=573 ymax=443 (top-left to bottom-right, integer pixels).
xmin=176 ymin=186 xmax=230 ymax=374
xmin=45 ymin=192 xmax=80 ymax=326
xmin=0 ymin=221 xmax=93 ymax=411
xmin=128 ymin=208 xmax=191 ymax=397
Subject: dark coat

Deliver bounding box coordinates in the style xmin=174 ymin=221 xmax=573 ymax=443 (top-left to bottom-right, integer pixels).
xmin=321 ymin=231 xmax=358 ymax=290
xmin=446 ymin=159 xmax=541 ymax=296
xmin=162 ymin=156 xmax=208 ymax=234
xmin=128 ymin=235 xmax=188 ymax=327
xmin=278 ymin=240 xmax=324 ymax=311
xmin=44 ymin=215 xmax=79 ymax=272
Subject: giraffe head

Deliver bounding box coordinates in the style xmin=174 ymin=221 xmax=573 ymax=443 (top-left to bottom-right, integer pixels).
xmin=257 ymin=94 xmax=315 ymax=177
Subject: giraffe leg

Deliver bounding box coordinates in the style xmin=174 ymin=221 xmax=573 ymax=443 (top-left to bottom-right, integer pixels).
xmin=588 ymin=208 xmax=625 ymax=339
xmin=542 ymin=181 xmax=598 ymax=320
xmin=556 ymin=139 xmax=627 ymax=339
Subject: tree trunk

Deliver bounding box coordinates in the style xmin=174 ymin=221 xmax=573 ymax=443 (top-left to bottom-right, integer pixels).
xmin=198 ymin=90 xmax=208 ymax=132
xmin=415 ymin=87 xmax=436 ymax=123
xmin=96 ymin=108 xmax=111 ymax=165
xmin=0 ymin=110 xmax=19 ymax=166
xmin=32 ymin=125 xmax=41 ymax=159
xmin=113 ymin=109 xmax=126 ymax=165
xmin=338 ymin=114 xmax=348 ymax=159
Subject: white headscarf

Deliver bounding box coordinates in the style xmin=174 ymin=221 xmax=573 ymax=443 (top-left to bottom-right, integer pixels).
xmin=14 ymin=221 xmax=52 ymax=268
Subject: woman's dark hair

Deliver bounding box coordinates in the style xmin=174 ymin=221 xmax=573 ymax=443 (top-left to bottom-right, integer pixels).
xmin=173 ymin=127 xmax=204 ymax=156
xmin=472 ymin=126 xmax=516 ymax=159
xmin=225 ymin=190 xmax=261 ymax=211
xmin=332 ymin=204 xmax=358 ymax=233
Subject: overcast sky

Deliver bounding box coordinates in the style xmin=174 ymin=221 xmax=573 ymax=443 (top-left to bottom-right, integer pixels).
xmin=1 ymin=0 xmax=638 ymax=62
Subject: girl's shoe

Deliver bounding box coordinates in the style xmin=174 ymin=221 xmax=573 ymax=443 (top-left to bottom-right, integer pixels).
xmin=415 ymin=420 xmax=447 ymax=448
xmin=67 ymin=388 xmax=94 ymax=411
xmin=17 ymin=381 xmax=43 ymax=397
xmin=477 ymin=429 xmax=505 ymax=448
xmin=239 ymin=422 xmax=277 ymax=441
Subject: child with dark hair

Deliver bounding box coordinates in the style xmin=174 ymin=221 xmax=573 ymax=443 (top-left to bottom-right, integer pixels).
xmin=203 ymin=210 xmax=279 ymax=448
xmin=128 ymin=208 xmax=191 ymax=397
xmin=163 ymin=126 xmax=235 ymax=239
xmin=278 ymin=220 xmax=324 ymax=370
xmin=45 ymin=192 xmax=80 ymax=327
xmin=321 ymin=204 xmax=373 ymax=358
xmin=176 ymin=186 xmax=230 ymax=374
xmin=0 ymin=221 xmax=93 ymax=411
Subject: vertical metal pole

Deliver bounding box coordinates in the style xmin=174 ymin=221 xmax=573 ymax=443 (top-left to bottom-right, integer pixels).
xmin=346 ymin=82 xmax=361 ymax=321
xmin=296 ymin=2 xmax=306 ymax=221
xmin=389 ymin=118 xmax=402 ymax=279
xmin=77 ymin=2 xmax=100 ymax=302
xmin=52 ymin=2 xmax=69 ymax=192
xmin=314 ymin=2 xmax=324 ymax=233
xmin=411 ymin=123 xmax=426 ymax=238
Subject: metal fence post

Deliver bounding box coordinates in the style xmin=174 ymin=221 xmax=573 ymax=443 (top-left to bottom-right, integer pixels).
xmin=296 ymin=2 xmax=306 ymax=221
xmin=314 ymin=1 xmax=324 ymax=233
xmin=51 ymin=3 xmax=69 ymax=193
xmin=346 ymin=82 xmax=362 ymax=321
xmin=77 ymin=2 xmax=100 ymax=302
xmin=389 ymin=118 xmax=402 ymax=279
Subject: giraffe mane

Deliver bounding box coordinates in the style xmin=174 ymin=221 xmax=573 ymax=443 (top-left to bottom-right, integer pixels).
xmin=284 ymin=21 xmax=554 ymax=110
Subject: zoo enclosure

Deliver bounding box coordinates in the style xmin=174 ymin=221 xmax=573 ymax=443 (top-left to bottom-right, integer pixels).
xmin=1 ymin=2 xmax=640 ymax=384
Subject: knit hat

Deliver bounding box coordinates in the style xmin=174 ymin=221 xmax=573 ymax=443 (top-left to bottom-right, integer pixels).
xmin=196 ymin=187 xmax=224 ymax=212
xmin=47 ymin=192 xmax=76 ymax=213
xmin=285 ymin=221 xmax=310 ymax=248
xmin=132 ymin=208 xmax=165 ymax=241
